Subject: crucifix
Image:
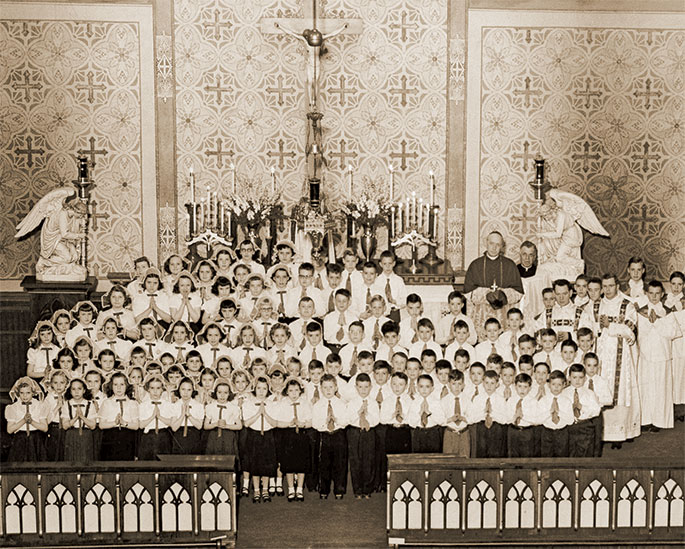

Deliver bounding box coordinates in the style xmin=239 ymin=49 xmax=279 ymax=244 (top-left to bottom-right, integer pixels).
xmin=261 ymin=1 xmax=363 ymax=110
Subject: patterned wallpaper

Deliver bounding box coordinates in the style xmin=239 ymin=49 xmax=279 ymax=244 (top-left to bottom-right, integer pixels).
xmin=0 ymin=19 xmax=146 ymax=279
xmin=173 ymin=0 xmax=449 ymax=251
xmin=478 ymin=27 xmax=684 ymax=281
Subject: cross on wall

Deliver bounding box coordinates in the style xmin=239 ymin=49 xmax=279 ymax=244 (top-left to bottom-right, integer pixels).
xmin=512 ymin=141 xmax=533 ymax=171
xmin=389 ymin=75 xmax=417 ymax=107
xmin=267 ymin=138 xmax=296 ymax=170
xmin=390 ymin=139 xmax=418 ymax=171
xmin=11 ymin=70 xmax=42 ymax=102
xmin=328 ymin=139 xmax=357 ymax=168
xmin=76 ymin=71 xmax=106 ymax=104
xmin=14 ymin=136 xmax=45 ymax=168
xmin=204 ymin=76 xmax=232 ymax=104
xmin=513 ymin=76 xmax=542 ymax=108
xmin=266 ymin=74 xmax=295 ymax=106
xmin=631 ymin=142 xmax=661 ymax=173
xmin=88 ymin=199 xmax=110 ymax=231
xmin=202 ymin=9 xmax=232 ymax=41
xmin=633 ymin=78 xmax=662 ymax=109
xmin=574 ymin=77 xmax=602 ymax=109
xmin=572 ymin=141 xmax=601 ymax=173
xmin=327 ymin=75 xmax=357 ymax=105
xmin=205 ymin=138 xmax=234 ymax=169
xmin=77 ymin=136 xmax=108 ymax=167
xmin=390 ymin=11 xmax=418 ymax=42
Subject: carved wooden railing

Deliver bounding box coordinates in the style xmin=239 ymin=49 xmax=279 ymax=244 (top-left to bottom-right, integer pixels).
xmin=0 ymin=457 xmax=236 ymax=548
xmin=387 ymin=456 xmax=685 ymax=547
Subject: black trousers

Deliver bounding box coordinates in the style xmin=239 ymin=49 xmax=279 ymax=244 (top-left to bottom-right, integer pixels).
xmin=592 ymin=414 xmax=604 ymax=457
xmin=411 ymin=426 xmax=443 ymax=453
xmin=568 ymin=419 xmax=596 ymax=457
xmin=373 ymin=424 xmax=387 ymax=491
xmin=347 ymin=426 xmax=376 ymax=496
xmin=385 ymin=425 xmax=412 ymax=454
xmin=318 ymin=430 xmax=347 ymax=495
xmin=540 ymin=426 xmax=569 ymax=457
xmin=305 ymin=429 xmax=320 ymax=492
xmin=507 ymin=425 xmax=539 ymax=457
xmin=474 ymin=421 xmax=506 ymax=458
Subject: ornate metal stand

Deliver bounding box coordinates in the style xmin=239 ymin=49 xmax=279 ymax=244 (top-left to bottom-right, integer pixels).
xmin=391 ymin=230 xmax=433 ymax=274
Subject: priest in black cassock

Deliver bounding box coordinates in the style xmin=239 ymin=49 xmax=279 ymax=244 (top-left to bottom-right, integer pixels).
xmin=463 ymin=231 xmax=524 ymax=340
xmin=517 ymin=240 xmax=547 ymax=325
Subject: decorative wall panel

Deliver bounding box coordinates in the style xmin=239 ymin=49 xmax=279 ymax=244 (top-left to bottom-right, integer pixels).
xmin=173 ymin=0 xmax=449 ymax=253
xmin=0 ymin=3 xmax=158 ymax=280
xmin=468 ymin=11 xmax=684 ymax=281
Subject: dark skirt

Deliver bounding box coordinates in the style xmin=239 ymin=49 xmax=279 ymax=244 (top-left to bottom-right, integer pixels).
xmin=205 ymin=428 xmax=239 ymax=458
xmin=100 ymin=428 xmax=137 ymax=460
xmin=45 ymin=422 xmax=63 ymax=461
xmin=171 ymin=426 xmax=204 ymax=455
xmin=62 ymin=427 xmax=96 ymax=462
xmin=277 ymin=427 xmax=311 ymax=474
xmin=244 ymin=428 xmax=277 ymax=477
xmin=7 ymin=431 xmax=46 ymax=462
xmin=138 ymin=429 xmax=172 ymax=460
xmin=238 ymin=428 xmax=250 ymax=472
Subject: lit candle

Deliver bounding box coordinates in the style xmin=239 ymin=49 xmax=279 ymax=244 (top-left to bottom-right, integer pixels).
xmin=348 ymin=164 xmax=353 ymax=197
xmin=389 ymin=164 xmax=394 ymax=202
xmin=271 ymin=167 xmax=276 ymax=193
xmin=411 ymin=191 xmax=416 ymax=227
xmin=189 ymin=166 xmax=195 ymax=203
xmin=424 ymin=203 xmax=430 ymax=234
xmin=220 ymin=202 xmax=224 ymax=234
xmin=429 ymin=170 xmax=435 ymax=205
xmin=405 ymin=196 xmax=410 ymax=229
xmin=390 ymin=206 xmax=395 ymax=238
xmin=230 ymin=162 xmax=236 ymax=194
xmin=227 ymin=209 xmax=232 ymax=238
xmin=433 ymin=206 xmax=438 ymax=240
xmin=213 ymin=192 xmax=218 ymax=229
xmin=418 ymin=198 xmax=423 ymax=229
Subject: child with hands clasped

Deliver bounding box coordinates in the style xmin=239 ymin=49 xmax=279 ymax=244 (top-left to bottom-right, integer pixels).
xmin=170 ymin=377 xmax=205 ymax=454
xmin=61 ymin=377 xmax=98 ymax=462
xmin=5 ymin=377 xmax=48 ymax=461
xmin=137 ymin=373 xmax=174 ymax=460
xmin=99 ymin=372 xmax=140 ymax=460
xmin=204 ymin=378 xmax=242 ymax=456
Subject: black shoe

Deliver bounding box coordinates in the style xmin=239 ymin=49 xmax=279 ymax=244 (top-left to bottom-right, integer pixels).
xmin=268 ymin=486 xmax=276 ymax=496
xmin=241 ymin=487 xmax=249 ymax=497
xmin=296 ymin=492 xmax=304 ymax=502
xmin=287 ymin=493 xmax=296 ymax=502
xmin=252 ymin=493 xmax=260 ymax=503
xmin=276 ymin=486 xmax=284 ymax=496
xmin=319 ymin=493 xmax=328 ymax=499
xmin=650 ymin=426 xmax=661 ymax=433
xmin=611 ymin=442 xmax=623 ymax=449
xmin=334 ymin=494 xmax=344 ymax=500
xmin=262 ymin=493 xmax=272 ymax=503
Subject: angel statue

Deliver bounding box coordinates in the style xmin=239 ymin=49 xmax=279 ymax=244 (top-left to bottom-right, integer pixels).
xmin=536 ymin=189 xmax=609 ymax=282
xmin=15 ymin=186 xmax=88 ymax=282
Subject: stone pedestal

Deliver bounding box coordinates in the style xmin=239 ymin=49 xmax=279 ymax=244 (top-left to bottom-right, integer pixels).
xmin=21 ymin=276 xmax=98 ymax=321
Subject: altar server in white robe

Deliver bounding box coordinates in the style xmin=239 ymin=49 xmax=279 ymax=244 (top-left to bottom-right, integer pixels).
xmin=666 ymin=271 xmax=685 ymax=420
xmin=595 ymin=275 xmax=641 ymax=445
xmin=636 ymin=282 xmax=682 ymax=430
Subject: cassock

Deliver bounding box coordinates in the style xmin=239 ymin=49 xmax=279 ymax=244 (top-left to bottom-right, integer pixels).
xmin=595 ymin=295 xmax=640 ymax=442
xmin=518 ymin=263 xmax=546 ymax=326
xmin=464 ymin=253 xmax=523 ymax=340
xmin=673 ymin=309 xmax=685 ymax=407
xmin=636 ymin=303 xmax=682 ymax=429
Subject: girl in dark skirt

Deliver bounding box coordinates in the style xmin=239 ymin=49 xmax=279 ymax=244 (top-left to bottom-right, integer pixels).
xmin=273 ymin=377 xmax=312 ymax=502
xmin=99 ymin=372 xmax=140 ymax=460
xmin=60 ymin=377 xmax=97 ymax=462
xmin=5 ymin=377 xmax=47 ymax=461
xmin=84 ymin=368 xmax=106 ymax=458
xmin=242 ymin=376 xmax=279 ymax=503
xmin=170 ymin=377 xmax=205 ymax=454
xmin=230 ymin=368 xmax=254 ymax=497
xmin=42 ymin=369 xmax=69 ymax=461
xmin=137 ymin=373 xmax=173 ymax=460
xmin=204 ymin=378 xmax=241 ymax=457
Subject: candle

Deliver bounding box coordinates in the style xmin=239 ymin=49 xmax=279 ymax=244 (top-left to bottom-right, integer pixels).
xmin=424 ymin=203 xmax=430 ymax=234
xmin=220 ymin=202 xmax=224 ymax=234
xmin=271 ymin=167 xmax=276 ymax=193
xmin=433 ymin=206 xmax=438 ymax=240
xmin=230 ymin=162 xmax=236 ymax=194
xmin=411 ymin=191 xmax=416 ymax=227
xmin=191 ymin=205 xmax=196 ymax=235
xmin=429 ymin=170 xmax=435 ymax=205
xmin=388 ymin=164 xmax=394 ymax=202
xmin=189 ymin=166 xmax=195 ymax=203
xmin=405 ymin=196 xmax=410 ymax=229
xmin=390 ymin=206 xmax=395 ymax=238
xmin=418 ymin=198 xmax=423 ymax=229
xmin=348 ymin=164 xmax=353 ymax=197
xmin=186 ymin=212 xmax=191 ymax=237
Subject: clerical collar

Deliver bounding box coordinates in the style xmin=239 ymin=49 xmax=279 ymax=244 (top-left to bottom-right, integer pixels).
xmin=485 ymin=253 xmax=500 ymax=260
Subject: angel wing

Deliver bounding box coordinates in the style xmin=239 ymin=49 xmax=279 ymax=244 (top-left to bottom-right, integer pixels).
xmin=549 ymin=189 xmax=609 ymax=237
xmin=15 ymin=186 xmax=76 ymax=239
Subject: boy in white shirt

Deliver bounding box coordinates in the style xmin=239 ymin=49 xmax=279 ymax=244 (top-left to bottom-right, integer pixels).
xmin=441 ymin=369 xmax=470 ymax=457
xmin=583 ymin=352 xmax=612 ymax=457
xmin=321 ymin=263 xmax=346 ymax=315
xmin=338 ymin=321 xmax=371 ymax=378
xmin=408 ymin=318 xmax=442 ymax=359
xmin=496 ymin=362 xmax=517 ymax=402
xmin=505 ymin=373 xmax=540 ymax=457
xmin=340 ymin=248 xmax=364 ymax=296
xmin=299 ymin=322 xmax=331 ymax=377
xmin=323 ymin=289 xmax=354 ymax=350
xmin=345 ymin=373 xmax=380 ymax=499
xmin=286 ymin=263 xmax=325 ymax=318
xmin=289 ymin=297 xmax=317 ymax=350
xmin=538 ymin=370 xmax=574 ymax=457
xmin=399 ymin=294 xmax=424 ymax=348
xmin=466 ymin=370 xmax=508 ymax=457
xmin=353 ymin=262 xmax=383 ymax=318
xmin=564 ymin=364 xmax=601 ymax=457
xmin=377 ymin=251 xmax=407 ymax=322
xmin=474 ymin=317 xmax=504 ymax=364
xmin=532 ymin=329 xmax=563 ymax=372
xmin=375 ymin=321 xmax=408 ymax=363
xmin=436 ymin=291 xmax=477 ymax=346
xmin=380 ymin=371 xmax=412 ymax=454
xmin=497 ymin=308 xmax=526 ymax=362
xmin=407 ymin=374 xmax=445 ymax=452
xmin=362 ymin=295 xmax=392 ymax=350
xmin=444 ymin=320 xmax=476 ymax=365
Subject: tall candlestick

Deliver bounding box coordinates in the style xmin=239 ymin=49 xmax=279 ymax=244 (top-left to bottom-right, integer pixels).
xmin=213 ymin=192 xmax=218 ymax=229
xmin=405 ymin=196 xmax=410 ymax=230
xmin=220 ymin=202 xmax=224 ymax=234
xmin=418 ymin=198 xmax=423 ymax=229
xmin=424 ymin=203 xmax=430 ymax=234
xmin=389 ymin=164 xmax=394 ymax=202
xmin=411 ymin=191 xmax=416 ymax=227
xmin=429 ymin=170 xmax=435 ymax=205
xmin=189 ymin=167 xmax=195 ymax=203
xmin=271 ymin=167 xmax=276 ymax=193
xmin=230 ymin=162 xmax=236 ymax=194
xmin=186 ymin=212 xmax=191 ymax=237
xmin=227 ymin=209 xmax=232 ymax=238
xmin=390 ymin=206 xmax=395 ymax=238
xmin=433 ymin=206 xmax=438 ymax=240
xmin=348 ymin=164 xmax=353 ymax=197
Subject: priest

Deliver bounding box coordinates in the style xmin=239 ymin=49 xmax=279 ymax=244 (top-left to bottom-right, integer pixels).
xmin=517 ymin=240 xmax=546 ymax=326
xmin=464 ymin=231 xmax=524 ymax=340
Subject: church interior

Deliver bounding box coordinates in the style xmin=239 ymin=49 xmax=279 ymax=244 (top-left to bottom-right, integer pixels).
xmin=0 ymin=0 xmax=684 ymax=547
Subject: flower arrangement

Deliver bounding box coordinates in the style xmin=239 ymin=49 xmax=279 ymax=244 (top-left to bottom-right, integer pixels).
xmin=225 ymin=175 xmax=284 ymax=225
xmin=341 ymin=176 xmax=394 ymax=228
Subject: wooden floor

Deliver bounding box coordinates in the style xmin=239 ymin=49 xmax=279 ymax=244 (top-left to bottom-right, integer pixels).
xmin=236 ymin=419 xmax=685 ymax=548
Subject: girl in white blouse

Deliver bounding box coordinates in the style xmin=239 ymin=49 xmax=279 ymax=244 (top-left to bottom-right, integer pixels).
xmin=170 ymin=377 xmax=205 ymax=454
xmin=5 ymin=377 xmax=47 ymax=461
xmin=27 ymin=321 xmax=60 ymax=380
xmin=99 ymin=372 xmax=140 ymax=460
xmin=204 ymin=378 xmax=241 ymax=456
xmin=60 ymin=377 xmax=97 ymax=462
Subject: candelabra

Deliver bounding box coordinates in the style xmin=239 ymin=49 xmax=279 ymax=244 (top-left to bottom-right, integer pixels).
xmin=74 ymin=156 xmax=94 ymax=272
